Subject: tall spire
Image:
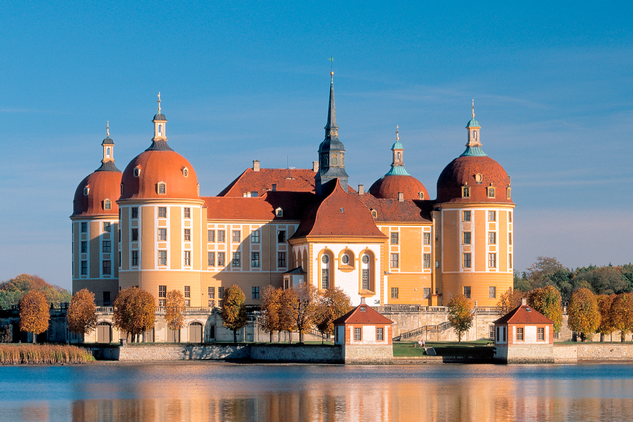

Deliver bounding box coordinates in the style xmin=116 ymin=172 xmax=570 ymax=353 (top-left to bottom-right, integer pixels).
xmin=471 ymin=98 xmax=475 ymax=118
xmin=325 ymin=71 xmax=339 ymax=138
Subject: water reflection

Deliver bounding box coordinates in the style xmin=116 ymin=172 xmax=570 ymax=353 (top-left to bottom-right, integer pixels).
xmin=2 ymin=364 xmax=633 ymax=422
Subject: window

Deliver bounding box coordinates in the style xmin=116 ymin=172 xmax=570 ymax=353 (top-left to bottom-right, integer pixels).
xmin=251 ymin=230 xmax=260 ymax=243
xmin=134 ymin=167 xmax=141 ymax=177
xmin=157 ymin=183 xmax=166 ymax=195
xmin=208 ymin=300 xmax=215 ymax=308
xmin=103 ymin=291 xmax=111 ymax=306
xmin=252 ymin=286 xmax=260 ymax=299
xmin=184 ymin=229 xmax=191 ymax=241
xmin=208 ymin=287 xmax=215 ymax=299
xmin=489 ymin=253 xmax=497 ymax=268
xmin=390 ymin=232 xmax=399 ymax=245
xmin=419 ymin=192 xmax=425 ymax=199
xmin=463 ymin=232 xmax=471 ymax=245
xmin=218 ymin=287 xmax=224 ymax=299
xmin=182 ymin=167 xmax=189 ymax=177
xmin=322 ymin=254 xmax=329 ymax=264
xmin=538 ymin=327 xmax=545 ymax=341
xmin=278 ymin=252 xmax=286 ymax=267
xmin=118 ymin=230 xmax=121 ymax=242
xmin=132 ymin=207 xmax=139 ymax=219
xmin=159 ymin=299 xmax=166 ymax=307
xmin=208 ymin=252 xmax=215 ymax=266
xmin=81 ymin=222 xmax=87 ymax=233
xmin=488 ymin=211 xmax=496 ymax=222
xmin=390 ymin=253 xmax=399 ymax=268
xmin=354 ymin=327 xmax=362 ymax=341
xmin=185 ymin=299 xmax=190 ymax=307
xmin=159 ymin=285 xmax=167 ymax=298
xmin=232 ymin=230 xmax=241 ymax=243
xmin=158 ymin=207 xmax=167 ymax=218
xmin=84 ymin=186 xmax=90 ymax=196
xmin=509 ymin=233 xmax=512 ymax=245
xmin=158 ymin=250 xmax=167 ymax=266
xmin=103 ymin=222 xmax=111 ymax=232
xmin=218 ymin=230 xmax=225 ymax=242
xmin=490 ymin=325 xmax=495 ymax=339
xmin=81 ymin=241 xmax=87 ymax=253
xmin=118 ymin=252 xmax=121 ymax=267
xmin=341 ymin=254 xmax=350 ymax=265
xmin=423 ymin=253 xmax=431 ymax=268
xmin=104 ymin=200 xmax=111 ymax=210
xmin=251 ymin=191 xmax=258 ymax=197
xmin=509 ymin=212 xmax=513 ymax=223
xmin=184 ymin=250 xmax=191 ymax=266
xmin=463 ymin=211 xmax=471 ymax=222
xmin=509 ymin=254 xmax=513 ymax=269
xmin=507 ymin=187 xmax=512 ymax=200
xmin=158 ymin=228 xmax=167 ymax=241
xmin=102 ymin=260 xmax=111 ymax=275
xmin=232 ymin=252 xmax=241 ymax=267
xmin=377 ymin=327 xmax=384 ymax=341
xmin=277 ymin=230 xmax=286 ymax=243
xmin=184 ymin=208 xmax=191 ymax=218
xmin=487 ymin=187 xmax=495 ymax=198
xmin=371 ymin=210 xmax=378 ymax=219
xmin=423 ymin=232 xmax=431 ymax=245
xmin=321 ymin=269 xmax=329 ymax=289
xmin=423 ymin=288 xmax=431 ymax=299
xmin=275 ymin=208 xmax=283 ymax=217
xmin=132 ymin=228 xmax=139 ymax=242
xmin=462 ymin=186 xmax=470 ymax=198
xmin=517 ymin=327 xmax=524 ymax=341
xmin=489 ymin=286 xmax=496 ymax=299
xmin=184 ymin=286 xmax=190 ymax=298
xmin=463 ymin=253 xmax=472 ymax=268
xmin=489 ymin=232 xmax=496 ymax=244
xmin=251 ymin=252 xmax=260 ymax=267
xmin=362 ymin=269 xmax=369 ymax=290
xmin=103 ymin=241 xmax=111 ymax=253
xmin=208 ymin=230 xmax=215 ymax=242
xmin=391 ymin=287 xmax=399 ymax=299
xmin=81 ymin=261 xmax=87 ymax=275
xmin=132 ymin=250 xmax=139 ymax=266
xmin=464 ymin=286 xmax=471 ymax=298
xmin=218 ymin=252 xmax=226 ymax=266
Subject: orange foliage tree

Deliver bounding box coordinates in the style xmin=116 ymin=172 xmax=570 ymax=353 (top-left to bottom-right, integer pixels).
xmin=289 ymin=282 xmax=320 ymax=344
xmin=19 ymin=290 xmax=50 ymax=343
xmin=567 ymin=288 xmax=600 ymax=341
xmin=497 ymin=288 xmax=524 ymax=315
xmin=221 ymin=285 xmax=247 ymax=343
xmin=316 ymin=287 xmax=352 ymax=341
xmin=610 ymin=293 xmax=633 ymax=342
xmin=165 ymin=290 xmax=185 ymax=335
xmin=528 ymin=285 xmax=563 ymax=332
xmin=447 ymin=294 xmax=473 ymax=343
xmin=113 ymin=288 xmax=156 ymax=342
xmin=278 ymin=289 xmax=298 ymax=343
xmin=66 ymin=289 xmax=97 ymax=337
xmin=596 ymin=294 xmax=616 ymax=342
xmin=260 ymin=285 xmax=282 ymax=342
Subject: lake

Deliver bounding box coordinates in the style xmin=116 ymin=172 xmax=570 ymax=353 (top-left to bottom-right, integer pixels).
xmin=1 ymin=362 xmax=632 ymax=421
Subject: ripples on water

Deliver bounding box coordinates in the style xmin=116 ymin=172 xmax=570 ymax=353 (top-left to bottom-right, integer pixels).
xmin=1 ymin=363 xmax=633 ymax=421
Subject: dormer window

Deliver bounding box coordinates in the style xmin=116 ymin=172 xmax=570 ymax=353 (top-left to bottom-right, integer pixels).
xmin=487 ymin=186 xmax=495 ymax=198
xmin=475 ymin=173 xmax=483 ymax=183
xmin=134 ymin=167 xmax=141 ymax=177
xmin=418 ymin=192 xmax=424 ymax=200
xmin=275 ymin=207 xmax=283 ymax=217
xmin=120 ymin=184 xmax=124 ymax=195
xmin=371 ymin=209 xmax=377 ymax=219
xmin=462 ymin=186 xmax=470 ymax=198
xmin=507 ymin=187 xmax=511 ymax=199
xmin=157 ymin=182 xmax=166 ymax=195
xmin=182 ymin=167 xmax=189 ymax=178
xmin=83 ymin=186 xmax=90 ymax=196
xmin=104 ymin=199 xmax=111 ymax=210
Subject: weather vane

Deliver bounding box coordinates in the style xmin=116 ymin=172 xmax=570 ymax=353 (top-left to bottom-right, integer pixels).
xmin=157 ymin=92 xmax=161 ymax=113
xmin=106 ymin=121 xmax=110 ymax=137
xmin=472 ymin=99 xmax=475 ymax=118
xmin=328 ymin=56 xmax=334 ymax=76
xmin=396 ymin=125 xmax=399 ymax=141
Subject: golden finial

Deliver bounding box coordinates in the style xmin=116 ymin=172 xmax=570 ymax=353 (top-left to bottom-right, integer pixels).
xmin=396 ymin=125 xmax=399 ymax=141
xmin=472 ymin=99 xmax=475 ymax=118
xmin=157 ymin=92 xmax=161 ymax=113
xmin=106 ymin=121 xmax=110 ymax=137
xmin=328 ymin=56 xmax=334 ymax=81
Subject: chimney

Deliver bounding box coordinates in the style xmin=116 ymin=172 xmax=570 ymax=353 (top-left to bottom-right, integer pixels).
xmin=358 ymin=184 xmax=364 ymax=195
xmin=521 ymin=297 xmax=527 ymax=306
xmin=360 ymin=297 xmax=366 ymax=305
xmin=398 ymin=192 xmax=404 ymax=202
xmin=253 ymin=160 xmax=260 ymax=172
xmin=312 ymin=161 xmax=319 ymax=172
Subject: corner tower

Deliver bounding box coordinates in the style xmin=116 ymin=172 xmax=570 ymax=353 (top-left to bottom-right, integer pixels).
xmin=315 ymin=72 xmax=349 ymax=196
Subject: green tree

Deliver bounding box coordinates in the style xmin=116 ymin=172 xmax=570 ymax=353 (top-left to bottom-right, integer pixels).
xmin=66 ymin=289 xmax=97 ymax=337
xmin=221 ymin=285 xmax=247 ymax=343
xmin=316 ymin=287 xmax=352 ymax=342
xmin=567 ymin=288 xmax=600 ymax=341
xmin=596 ymin=294 xmax=616 ymax=342
xmin=113 ymin=288 xmax=156 ymax=342
xmin=447 ymin=294 xmax=473 ymax=343
xmin=610 ymin=293 xmax=633 ymax=342
xmin=528 ymin=285 xmax=563 ymax=333
xmin=525 ymin=257 xmax=567 ymax=290
xmin=0 ymin=274 xmax=71 ymax=310
xmin=513 ymin=270 xmax=531 ymax=292
xmin=574 ymin=267 xmax=628 ymax=296
xmin=165 ymin=290 xmax=185 ymax=336
xmin=19 ymin=290 xmax=50 ymax=343
xmin=260 ymin=286 xmax=282 ymax=342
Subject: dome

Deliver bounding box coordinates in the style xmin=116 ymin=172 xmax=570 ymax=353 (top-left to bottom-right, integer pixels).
xmin=120 ymin=141 xmax=199 ymax=200
xmin=369 ymin=174 xmax=429 ymax=200
xmin=436 ymin=152 xmax=512 ymax=204
xmin=72 ymin=169 xmax=122 ymax=217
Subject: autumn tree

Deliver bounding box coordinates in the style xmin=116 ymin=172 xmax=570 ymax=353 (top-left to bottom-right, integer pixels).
xmin=528 ymin=285 xmax=563 ymax=332
xmin=278 ymin=288 xmax=298 ymax=343
xmin=260 ymin=286 xmax=282 ymax=342
xmin=66 ymin=289 xmax=97 ymax=337
xmin=165 ymin=290 xmax=185 ymax=337
xmin=525 ymin=257 xmax=567 ymax=289
xmin=316 ymin=287 xmax=352 ymax=342
xmin=113 ymin=288 xmax=156 ymax=342
xmin=567 ymin=288 xmax=600 ymax=341
xmin=447 ymin=294 xmax=473 ymax=343
xmin=610 ymin=293 xmax=633 ymax=342
xmin=288 ymin=282 xmax=320 ymax=344
xmin=596 ymin=294 xmax=616 ymax=342
xmin=221 ymin=285 xmax=247 ymax=343
xmin=497 ymin=288 xmax=524 ymax=315
xmin=19 ymin=290 xmax=50 ymax=343
xmin=0 ymin=274 xmax=71 ymax=310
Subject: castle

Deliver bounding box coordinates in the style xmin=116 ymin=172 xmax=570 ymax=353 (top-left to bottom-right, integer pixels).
xmin=71 ymin=74 xmax=515 ymax=309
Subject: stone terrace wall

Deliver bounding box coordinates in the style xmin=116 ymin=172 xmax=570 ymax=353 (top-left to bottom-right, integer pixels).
xmin=250 ymin=345 xmax=342 ymax=363
xmin=119 ymin=344 xmax=250 ymax=361
xmin=343 ymin=345 xmax=393 ymax=364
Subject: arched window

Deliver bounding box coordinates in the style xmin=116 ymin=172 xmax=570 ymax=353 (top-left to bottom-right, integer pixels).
xmin=361 ymin=254 xmax=370 ymax=290
xmin=321 ymin=253 xmax=330 ymax=289
xmin=462 ymin=186 xmax=470 ymax=198
xmin=106 ymin=147 xmax=111 ymax=158
xmin=182 ymin=167 xmax=189 ymax=177
xmin=397 ymin=152 xmax=401 ymax=160
xmin=359 ymin=251 xmax=375 ymax=292
xmin=157 ymin=183 xmax=166 ymax=195
xmin=83 ymin=186 xmax=90 ymax=196
xmin=104 ymin=199 xmax=111 ymax=210
xmin=134 ymin=167 xmax=141 ymax=177
xmin=371 ymin=209 xmax=377 ymax=219
xmin=158 ymin=124 xmax=163 ymax=136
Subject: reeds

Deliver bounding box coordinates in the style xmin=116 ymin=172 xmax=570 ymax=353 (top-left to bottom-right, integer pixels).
xmin=0 ymin=344 xmax=95 ymax=365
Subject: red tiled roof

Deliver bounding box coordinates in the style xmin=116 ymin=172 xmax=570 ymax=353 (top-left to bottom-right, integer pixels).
xmin=203 ymin=191 xmax=315 ymax=221
xmin=218 ymin=168 xmax=316 ymax=197
xmin=292 ymin=180 xmax=386 ymax=240
xmin=369 ymin=174 xmax=429 ymax=201
xmin=356 ymin=195 xmax=433 ymax=223
xmin=494 ymin=305 xmax=554 ymax=325
xmin=334 ymin=304 xmax=394 ymax=325
xmin=72 ymin=170 xmax=122 ymax=217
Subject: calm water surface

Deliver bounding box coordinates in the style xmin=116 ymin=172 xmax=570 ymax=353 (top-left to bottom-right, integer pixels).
xmin=1 ymin=363 xmax=633 ymax=421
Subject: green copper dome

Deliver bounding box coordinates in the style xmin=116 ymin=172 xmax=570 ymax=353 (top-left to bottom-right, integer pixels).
xmin=466 ymin=118 xmax=480 ymax=128
xmin=391 ymin=140 xmax=404 ymax=150
xmin=460 ymin=146 xmax=488 ymax=157
xmin=385 ymin=166 xmax=411 ymax=176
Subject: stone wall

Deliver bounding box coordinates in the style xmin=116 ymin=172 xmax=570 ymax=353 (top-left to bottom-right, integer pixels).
xmin=250 ymin=345 xmax=342 ymax=363
xmin=118 ymin=344 xmax=250 ymax=361
xmin=495 ymin=344 xmax=555 ymax=363
xmin=343 ymin=345 xmax=393 ymax=364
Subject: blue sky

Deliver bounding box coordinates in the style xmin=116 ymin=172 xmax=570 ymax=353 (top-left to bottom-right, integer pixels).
xmin=1 ymin=1 xmax=632 ymax=289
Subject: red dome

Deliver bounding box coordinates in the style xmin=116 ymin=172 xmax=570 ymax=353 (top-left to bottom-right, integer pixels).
xmin=369 ymin=175 xmax=429 ymax=200
xmin=72 ymin=170 xmax=122 ymax=217
xmin=120 ymin=142 xmax=199 ymax=200
xmin=436 ymin=155 xmax=512 ymax=204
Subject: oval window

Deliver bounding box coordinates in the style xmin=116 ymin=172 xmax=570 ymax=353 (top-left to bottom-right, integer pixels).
xmin=321 ymin=255 xmax=329 ymax=264
xmin=362 ymin=255 xmax=370 ymax=264
xmin=341 ymin=254 xmax=349 ymax=265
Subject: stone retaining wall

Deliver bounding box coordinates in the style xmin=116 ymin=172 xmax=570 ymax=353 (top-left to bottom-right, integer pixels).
xmin=118 ymin=344 xmax=250 ymax=361
xmin=250 ymin=345 xmax=342 ymax=363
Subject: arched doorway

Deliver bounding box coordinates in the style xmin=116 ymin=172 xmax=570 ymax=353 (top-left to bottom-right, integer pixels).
xmin=189 ymin=322 xmax=203 ymax=343
xmin=96 ymin=322 xmax=112 ymax=343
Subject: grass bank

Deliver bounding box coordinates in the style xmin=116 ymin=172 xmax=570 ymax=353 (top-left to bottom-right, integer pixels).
xmin=0 ymin=344 xmax=95 ymax=365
